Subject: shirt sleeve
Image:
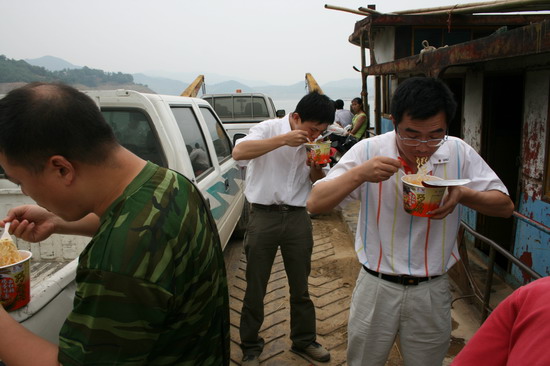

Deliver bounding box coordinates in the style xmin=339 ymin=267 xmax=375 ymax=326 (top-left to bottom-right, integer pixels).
xmin=315 ymin=139 xmax=375 ymax=208
xmin=233 ymin=121 xmax=270 ymax=167
xmin=460 ymin=141 xmax=510 ymax=195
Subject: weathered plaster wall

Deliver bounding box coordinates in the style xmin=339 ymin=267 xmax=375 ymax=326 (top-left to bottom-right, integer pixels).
xmin=520 ymin=70 xmax=549 ymax=200
xmin=512 ymin=70 xmax=550 ymax=284
xmin=460 ymin=71 xmax=485 ymax=239
xmin=462 ymin=70 xmax=483 ymax=153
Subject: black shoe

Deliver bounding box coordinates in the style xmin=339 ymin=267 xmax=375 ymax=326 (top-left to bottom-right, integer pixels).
xmin=241 ymin=354 xmax=260 ymax=366
xmin=291 ymin=341 xmax=330 ymax=362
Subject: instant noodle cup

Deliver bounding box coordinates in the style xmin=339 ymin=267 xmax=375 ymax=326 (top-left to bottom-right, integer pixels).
xmin=305 ymin=141 xmax=331 ymax=165
xmin=0 ymin=250 xmax=32 ymax=311
xmin=401 ymin=174 xmax=446 ymax=217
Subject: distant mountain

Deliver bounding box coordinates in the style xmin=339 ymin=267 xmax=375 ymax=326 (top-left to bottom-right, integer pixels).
xmin=26 ymin=55 xmax=81 ymax=71
xmin=202 ymin=80 xmax=256 ymax=95
xmin=142 ymin=70 xmax=270 ymax=88
xmin=199 ymin=79 xmax=368 ymax=102
xmin=322 ymin=78 xmax=371 ymax=100
xmin=132 ymin=73 xmax=188 ymax=95
xmin=0 ymin=55 xmax=153 ymax=94
xmin=14 ymin=55 xmax=368 ymax=102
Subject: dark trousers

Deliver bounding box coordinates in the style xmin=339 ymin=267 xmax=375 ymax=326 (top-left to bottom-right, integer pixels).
xmin=239 ymin=205 xmax=316 ymax=356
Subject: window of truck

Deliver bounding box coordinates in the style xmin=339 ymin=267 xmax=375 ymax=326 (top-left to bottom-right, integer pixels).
xmin=207 ymin=97 xmax=232 ymax=119
xmin=251 ymin=96 xmax=269 ymax=118
xmin=170 ymin=106 xmax=214 ymax=179
xmin=101 ymin=109 xmax=165 ymax=167
xmin=204 ymin=95 xmax=269 ymax=121
xmin=199 ymin=107 xmax=232 ymax=163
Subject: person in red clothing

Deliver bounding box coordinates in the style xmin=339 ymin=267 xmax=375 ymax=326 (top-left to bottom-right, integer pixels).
xmin=452 ymin=276 xmax=550 ymax=366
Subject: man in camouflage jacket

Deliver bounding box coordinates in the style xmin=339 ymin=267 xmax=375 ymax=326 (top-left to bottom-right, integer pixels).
xmin=0 ymin=82 xmax=229 ymax=365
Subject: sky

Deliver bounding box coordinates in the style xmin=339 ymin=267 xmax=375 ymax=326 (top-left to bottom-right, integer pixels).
xmin=2 ymin=0 xmax=482 ymax=86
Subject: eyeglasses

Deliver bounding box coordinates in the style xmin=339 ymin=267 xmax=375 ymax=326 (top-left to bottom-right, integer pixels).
xmin=396 ymin=129 xmax=448 ymax=147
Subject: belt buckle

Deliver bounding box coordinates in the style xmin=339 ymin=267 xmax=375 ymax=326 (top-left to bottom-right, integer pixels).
xmin=399 ymin=275 xmax=419 ymax=286
xmin=281 ymin=205 xmax=290 ymax=211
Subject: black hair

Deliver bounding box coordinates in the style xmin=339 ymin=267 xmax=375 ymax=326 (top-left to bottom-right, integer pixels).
xmin=390 ymin=77 xmax=457 ymax=126
xmin=352 ymin=97 xmax=363 ymax=107
xmin=293 ymin=91 xmax=335 ymax=125
xmin=334 ymin=99 xmax=344 ymax=109
xmin=0 ymin=82 xmax=118 ymax=172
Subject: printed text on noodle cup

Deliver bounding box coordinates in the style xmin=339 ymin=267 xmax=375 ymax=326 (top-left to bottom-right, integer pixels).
xmin=0 ymin=250 xmax=32 ymax=312
xmin=401 ymin=174 xmax=446 ymax=217
xmin=304 ymin=141 xmax=331 ymax=165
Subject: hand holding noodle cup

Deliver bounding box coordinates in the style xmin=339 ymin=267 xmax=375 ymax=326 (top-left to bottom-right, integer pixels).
xmin=0 ymin=228 xmax=32 ymax=311
xmin=305 ymin=141 xmax=331 ymax=165
xmin=401 ymin=174 xmax=446 ymax=217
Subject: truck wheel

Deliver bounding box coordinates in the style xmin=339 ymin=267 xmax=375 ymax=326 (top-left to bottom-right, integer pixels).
xmin=232 ymin=199 xmax=249 ymax=239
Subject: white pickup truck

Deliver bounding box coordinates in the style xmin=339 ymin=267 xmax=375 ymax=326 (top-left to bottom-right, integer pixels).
xmin=1 ymin=89 xmax=247 ymax=344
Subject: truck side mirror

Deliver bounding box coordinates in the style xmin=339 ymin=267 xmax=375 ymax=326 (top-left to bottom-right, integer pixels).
xmin=276 ymin=109 xmax=286 ymax=118
xmin=233 ymin=133 xmax=246 ymax=146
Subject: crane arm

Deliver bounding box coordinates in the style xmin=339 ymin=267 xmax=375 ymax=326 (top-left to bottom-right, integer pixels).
xmin=181 ymin=75 xmax=205 ymax=97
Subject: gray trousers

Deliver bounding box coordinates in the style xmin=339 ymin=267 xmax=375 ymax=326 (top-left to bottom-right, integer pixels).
xmin=239 ymin=205 xmax=316 ymax=356
xmin=347 ymin=268 xmax=452 ymax=366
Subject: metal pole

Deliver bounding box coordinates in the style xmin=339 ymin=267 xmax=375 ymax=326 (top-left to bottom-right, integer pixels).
xmin=481 ymin=246 xmax=496 ymax=322
xmin=375 ymin=76 xmax=381 ymax=135
xmin=460 ymin=221 xmax=542 ymax=280
xmin=360 ymin=31 xmax=370 ymax=130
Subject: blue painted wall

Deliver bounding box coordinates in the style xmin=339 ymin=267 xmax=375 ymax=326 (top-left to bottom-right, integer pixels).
xmin=380 ymin=117 xmax=394 ymax=134
xmin=512 ymin=195 xmax=550 ymax=284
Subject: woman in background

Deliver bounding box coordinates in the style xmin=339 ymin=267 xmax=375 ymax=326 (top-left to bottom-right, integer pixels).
xmin=349 ymin=97 xmax=367 ymax=139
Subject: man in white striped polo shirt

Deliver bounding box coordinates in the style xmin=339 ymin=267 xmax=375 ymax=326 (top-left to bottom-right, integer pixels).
xmin=307 ymin=77 xmax=514 ymax=366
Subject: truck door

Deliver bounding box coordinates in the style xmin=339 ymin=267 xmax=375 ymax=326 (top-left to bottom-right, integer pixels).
xmin=169 ymin=106 xmax=242 ymax=247
xmin=198 ymin=107 xmax=244 ymax=243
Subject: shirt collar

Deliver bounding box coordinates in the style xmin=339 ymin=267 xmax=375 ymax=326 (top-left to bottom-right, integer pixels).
xmin=430 ymin=138 xmax=451 ymax=165
xmin=283 ymin=113 xmax=292 ymax=133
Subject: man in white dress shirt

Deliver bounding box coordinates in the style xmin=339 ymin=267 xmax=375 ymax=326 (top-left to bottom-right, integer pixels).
xmin=307 ymin=77 xmax=514 ymax=366
xmin=232 ymin=91 xmax=334 ymax=366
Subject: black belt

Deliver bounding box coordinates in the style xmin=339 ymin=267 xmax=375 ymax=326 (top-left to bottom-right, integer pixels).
xmin=251 ymin=203 xmax=304 ymax=212
xmin=363 ymin=265 xmax=439 ymax=286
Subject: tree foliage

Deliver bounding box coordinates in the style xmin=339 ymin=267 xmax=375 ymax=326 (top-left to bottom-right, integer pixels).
xmin=0 ymin=55 xmax=136 ymax=87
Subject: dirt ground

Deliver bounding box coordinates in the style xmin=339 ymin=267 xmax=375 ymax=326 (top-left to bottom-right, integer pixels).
xmin=224 ymin=206 xmax=479 ymax=365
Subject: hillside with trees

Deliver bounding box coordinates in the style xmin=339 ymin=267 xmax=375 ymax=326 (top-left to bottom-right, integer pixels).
xmin=0 ymin=55 xmax=153 ymax=93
